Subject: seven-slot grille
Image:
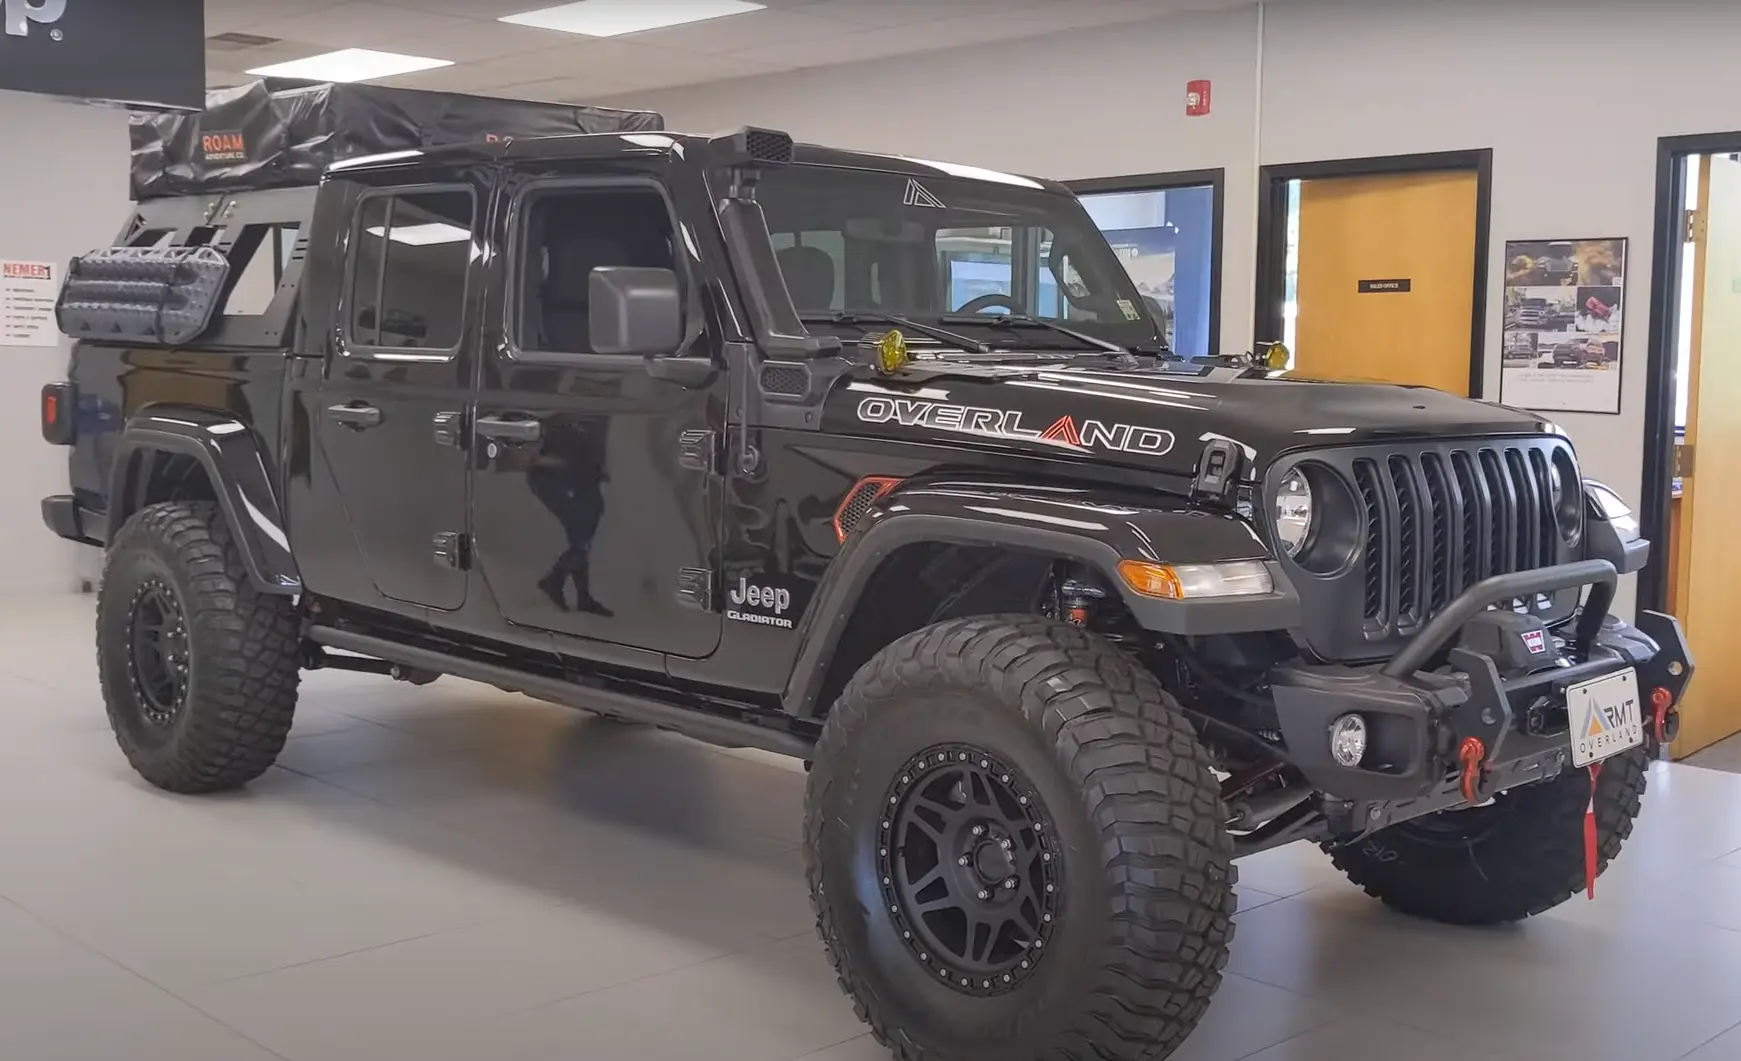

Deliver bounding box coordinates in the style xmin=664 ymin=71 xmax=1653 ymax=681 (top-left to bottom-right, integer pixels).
xmin=1347 ymin=441 xmax=1570 ymax=636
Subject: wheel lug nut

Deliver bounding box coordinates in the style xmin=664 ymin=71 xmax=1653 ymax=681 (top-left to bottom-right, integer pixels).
xmin=958 ymin=856 xmax=970 ymax=866
xmin=971 ymin=825 xmax=984 ymax=837
xmin=1000 ymin=839 xmax=1011 ymax=850
xmin=1004 ymin=878 xmax=1017 ymax=889
xmin=977 ymin=890 xmax=990 ymax=900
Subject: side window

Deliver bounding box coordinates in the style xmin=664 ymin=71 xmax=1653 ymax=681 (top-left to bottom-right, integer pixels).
xmin=515 ymin=186 xmax=679 ymax=356
xmin=348 ymin=189 xmax=474 ymax=351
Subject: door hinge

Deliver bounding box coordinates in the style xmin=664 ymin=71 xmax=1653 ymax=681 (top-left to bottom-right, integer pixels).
xmin=433 ymin=410 xmax=465 ymax=448
xmin=1686 ymin=208 xmax=1707 ymax=244
xmin=433 ymin=531 xmax=469 ymax=570
xmin=678 ymin=429 xmax=718 ymax=473
xmin=675 ymin=567 xmax=713 ymax=610
xmin=1676 ymin=441 xmax=1694 ymax=480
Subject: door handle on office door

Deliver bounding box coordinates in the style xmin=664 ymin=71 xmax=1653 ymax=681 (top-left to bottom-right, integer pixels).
xmin=328 ymin=403 xmax=383 ymax=430
xmin=474 ymin=417 xmax=543 ymax=443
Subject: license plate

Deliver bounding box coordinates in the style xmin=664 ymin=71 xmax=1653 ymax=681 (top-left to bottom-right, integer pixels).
xmin=1568 ymin=669 xmax=1643 ymax=768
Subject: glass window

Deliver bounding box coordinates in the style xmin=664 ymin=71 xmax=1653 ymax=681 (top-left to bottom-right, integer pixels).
xmin=512 ymin=186 xmax=679 ymax=356
xmin=1077 ymin=182 xmax=1218 ymax=358
xmin=755 ymin=165 xmax=1164 ymax=352
xmin=349 ymin=190 xmax=474 ymax=351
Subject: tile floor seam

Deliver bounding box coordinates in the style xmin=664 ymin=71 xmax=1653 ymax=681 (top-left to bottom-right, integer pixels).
xmin=191 ymin=918 xmax=495 ymax=988
xmin=1223 ymin=1007 xmax=1350 ymax=1061
xmin=1672 ymin=1014 xmax=1741 ymax=1061
xmin=784 ymin=1030 xmax=874 ymax=1060
xmin=0 ymin=893 xmax=296 ymax=1061
xmin=501 ymin=946 xmax=746 ymax=1019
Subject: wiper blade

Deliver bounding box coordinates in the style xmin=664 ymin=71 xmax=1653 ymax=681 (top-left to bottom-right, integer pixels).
xmin=799 ymin=311 xmax=990 ymax=353
xmin=938 ymin=313 xmax=1127 ymax=354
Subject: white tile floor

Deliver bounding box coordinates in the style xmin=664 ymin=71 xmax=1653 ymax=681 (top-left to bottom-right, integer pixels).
xmin=6 ymin=592 xmax=1741 ymax=1061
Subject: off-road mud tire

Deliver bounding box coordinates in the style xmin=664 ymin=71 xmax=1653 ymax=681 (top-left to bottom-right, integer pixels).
xmin=1329 ymin=747 xmax=1649 ymax=925
xmin=804 ymin=615 xmax=1234 ymax=1061
xmin=97 ymin=501 xmax=300 ymax=793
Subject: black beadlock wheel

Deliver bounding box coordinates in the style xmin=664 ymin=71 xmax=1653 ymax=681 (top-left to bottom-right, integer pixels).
xmin=97 ymin=501 xmax=301 ymax=794
xmin=805 ymin=616 xmax=1234 ymax=1061
xmin=1328 ymin=747 xmax=1649 ymax=926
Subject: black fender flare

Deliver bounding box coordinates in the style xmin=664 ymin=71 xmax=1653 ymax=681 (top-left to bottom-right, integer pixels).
xmin=108 ymin=408 xmax=301 ymax=595
xmin=780 ymin=480 xmax=1300 ymax=716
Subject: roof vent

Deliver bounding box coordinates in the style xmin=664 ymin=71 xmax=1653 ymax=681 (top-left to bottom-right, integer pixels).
xmin=207 ymin=32 xmax=282 ymax=51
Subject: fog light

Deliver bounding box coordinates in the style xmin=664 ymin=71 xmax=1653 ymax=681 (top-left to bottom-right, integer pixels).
xmin=1329 ymin=714 xmax=1367 ymax=768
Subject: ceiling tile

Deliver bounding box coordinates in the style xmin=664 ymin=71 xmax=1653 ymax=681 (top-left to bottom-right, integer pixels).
xmin=241 ymin=2 xmax=474 ymax=51
xmin=369 ymin=0 xmax=537 ymax=16
xmin=797 ymin=0 xmax=1050 ymax=28
xmin=620 ymin=8 xmax=857 ymax=54
xmin=390 ymin=20 xmax=582 ymax=63
xmin=204 ymin=0 xmax=350 ymax=34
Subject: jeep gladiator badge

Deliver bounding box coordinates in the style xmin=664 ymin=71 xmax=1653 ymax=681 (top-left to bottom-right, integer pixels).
xmin=726 ymin=575 xmax=794 ymax=628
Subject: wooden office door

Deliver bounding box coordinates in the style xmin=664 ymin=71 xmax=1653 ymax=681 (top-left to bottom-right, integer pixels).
xmin=1293 ymin=171 xmax=1479 ymax=394
xmin=1671 ymin=154 xmax=1741 ymax=756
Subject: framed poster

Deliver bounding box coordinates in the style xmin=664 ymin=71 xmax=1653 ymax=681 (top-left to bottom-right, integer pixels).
xmin=1499 ymin=237 xmax=1627 ymax=414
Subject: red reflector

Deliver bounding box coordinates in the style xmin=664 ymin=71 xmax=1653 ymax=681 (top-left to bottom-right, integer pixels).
xmin=42 ymin=392 xmax=57 ymax=426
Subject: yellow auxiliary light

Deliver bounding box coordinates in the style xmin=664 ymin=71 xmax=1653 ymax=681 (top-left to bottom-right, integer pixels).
xmin=874 ymin=329 xmax=910 ymax=376
xmin=1264 ymin=343 xmax=1290 ymax=370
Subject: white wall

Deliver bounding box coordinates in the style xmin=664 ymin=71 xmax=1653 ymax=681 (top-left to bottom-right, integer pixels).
xmin=0 ymin=90 xmax=131 ymax=592
xmin=608 ymin=6 xmax=1265 ymax=351
xmin=606 ymin=0 xmax=1741 ymax=617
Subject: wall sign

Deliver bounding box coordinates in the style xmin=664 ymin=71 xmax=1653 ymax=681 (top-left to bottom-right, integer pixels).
xmin=1 ymin=260 xmax=58 ymax=347
xmin=1499 ymin=237 xmax=1627 ymax=415
xmin=1357 ymin=278 xmax=1411 ymax=293
xmin=0 ymin=0 xmax=204 ymax=110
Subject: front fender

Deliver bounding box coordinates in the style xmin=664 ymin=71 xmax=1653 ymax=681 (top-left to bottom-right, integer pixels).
xmin=108 ymin=407 xmax=300 ymax=594
xmin=781 ymin=480 xmax=1300 ymax=715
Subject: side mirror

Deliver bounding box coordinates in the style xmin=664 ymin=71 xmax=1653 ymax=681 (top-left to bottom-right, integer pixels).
xmin=589 ymin=266 xmax=682 ymax=356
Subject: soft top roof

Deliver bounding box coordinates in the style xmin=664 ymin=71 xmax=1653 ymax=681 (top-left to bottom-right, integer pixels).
xmin=129 ymin=78 xmax=663 ymax=201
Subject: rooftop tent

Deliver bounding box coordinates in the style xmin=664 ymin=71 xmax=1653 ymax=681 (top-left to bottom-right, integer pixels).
xmin=128 ymin=79 xmax=665 ymax=200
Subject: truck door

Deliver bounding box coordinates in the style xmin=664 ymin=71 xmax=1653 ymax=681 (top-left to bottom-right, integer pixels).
xmin=470 ymin=172 xmax=724 ymax=658
xmin=311 ymin=181 xmax=479 ymax=611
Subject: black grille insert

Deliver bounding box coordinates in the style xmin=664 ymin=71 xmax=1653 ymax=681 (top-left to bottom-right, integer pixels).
xmin=1282 ymin=439 xmax=1578 ymax=655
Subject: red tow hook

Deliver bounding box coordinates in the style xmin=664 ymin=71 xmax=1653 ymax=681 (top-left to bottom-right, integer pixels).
xmin=1650 ymin=686 xmax=1675 ymax=746
xmin=1584 ymin=762 xmax=1603 ymax=900
xmin=1457 ymin=737 xmax=1486 ymax=804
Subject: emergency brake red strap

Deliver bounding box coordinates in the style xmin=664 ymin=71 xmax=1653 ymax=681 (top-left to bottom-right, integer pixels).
xmin=1583 ymin=763 xmax=1602 ymax=900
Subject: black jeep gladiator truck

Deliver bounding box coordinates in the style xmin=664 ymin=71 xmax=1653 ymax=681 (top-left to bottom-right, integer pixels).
xmin=41 ymin=81 xmax=1692 ymax=1061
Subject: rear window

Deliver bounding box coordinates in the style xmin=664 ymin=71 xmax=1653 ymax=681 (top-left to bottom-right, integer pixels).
xmin=348 ymin=189 xmax=475 ymax=352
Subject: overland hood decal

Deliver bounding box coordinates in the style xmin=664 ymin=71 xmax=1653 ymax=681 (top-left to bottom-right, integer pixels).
xmin=855 ymin=395 xmax=1175 ymax=456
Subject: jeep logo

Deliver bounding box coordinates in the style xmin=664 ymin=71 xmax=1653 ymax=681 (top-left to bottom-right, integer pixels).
xmin=3 ymin=0 xmax=66 ymax=38
xmin=727 ymin=576 xmax=794 ymax=629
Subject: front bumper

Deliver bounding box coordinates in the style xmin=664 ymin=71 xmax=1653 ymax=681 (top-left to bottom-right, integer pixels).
xmin=1270 ymin=559 xmax=1694 ymax=821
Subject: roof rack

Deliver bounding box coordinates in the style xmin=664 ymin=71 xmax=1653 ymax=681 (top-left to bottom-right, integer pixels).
xmin=129 ymin=78 xmax=664 ymax=201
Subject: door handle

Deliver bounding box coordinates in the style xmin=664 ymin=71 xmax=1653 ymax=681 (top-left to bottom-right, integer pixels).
xmin=328 ymin=403 xmax=382 ymax=429
xmin=475 ymin=416 xmax=543 ymax=443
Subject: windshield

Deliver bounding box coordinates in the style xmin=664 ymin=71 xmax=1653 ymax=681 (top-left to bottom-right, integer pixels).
xmin=752 ymin=163 xmax=1164 ymax=350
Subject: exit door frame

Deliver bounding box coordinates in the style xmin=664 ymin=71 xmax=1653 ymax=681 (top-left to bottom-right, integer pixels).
xmin=1638 ymin=130 xmax=1741 ymax=615
xmin=1253 ymin=149 xmax=1494 ymax=397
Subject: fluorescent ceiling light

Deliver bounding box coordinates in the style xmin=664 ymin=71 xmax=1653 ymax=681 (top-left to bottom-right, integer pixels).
xmin=367 ymin=223 xmax=471 ymax=246
xmin=247 ymin=48 xmax=452 ymax=84
xmin=501 ymin=0 xmax=765 ymax=37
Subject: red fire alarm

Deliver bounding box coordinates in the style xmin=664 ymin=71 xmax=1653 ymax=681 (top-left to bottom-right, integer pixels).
xmin=1185 ymin=79 xmax=1212 ymax=117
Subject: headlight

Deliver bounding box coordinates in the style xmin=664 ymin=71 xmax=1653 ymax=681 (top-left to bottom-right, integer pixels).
xmin=1274 ymin=469 xmax=1314 ymax=556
